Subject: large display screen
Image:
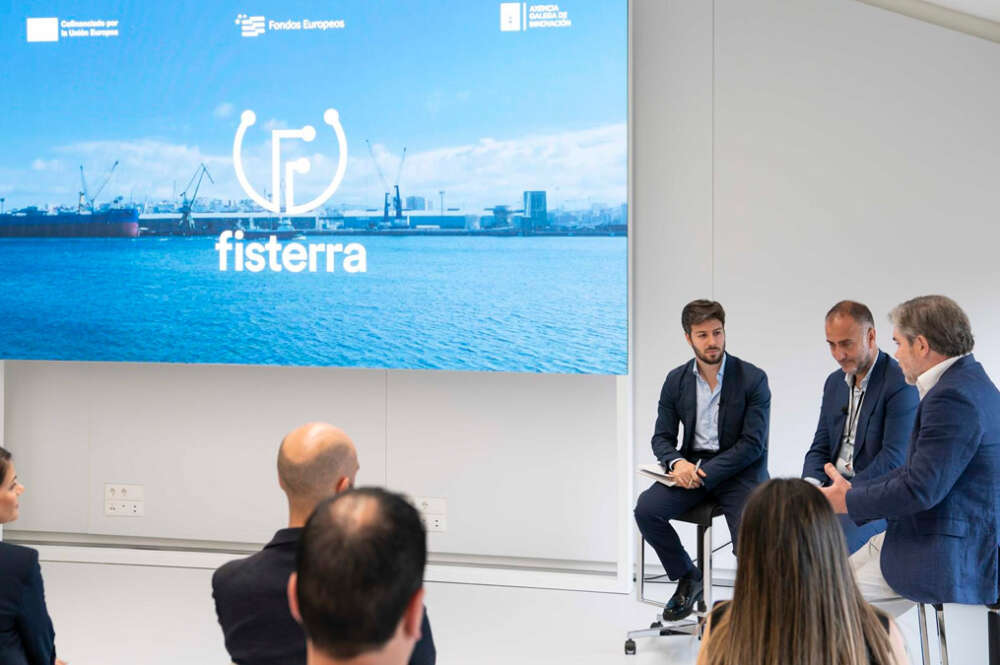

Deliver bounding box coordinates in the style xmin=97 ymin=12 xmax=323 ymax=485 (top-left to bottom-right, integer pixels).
xmin=0 ymin=2 xmax=627 ymax=373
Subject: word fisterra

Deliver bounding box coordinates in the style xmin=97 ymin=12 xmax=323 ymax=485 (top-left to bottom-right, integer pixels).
xmin=214 ymin=230 xmax=367 ymax=273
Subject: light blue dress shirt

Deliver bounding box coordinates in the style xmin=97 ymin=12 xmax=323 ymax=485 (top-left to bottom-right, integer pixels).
xmin=692 ymin=353 xmax=726 ymax=453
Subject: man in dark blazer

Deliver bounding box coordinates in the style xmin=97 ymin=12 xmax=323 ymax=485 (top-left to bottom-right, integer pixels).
xmin=823 ymin=295 xmax=1000 ymax=607
xmin=634 ymin=300 xmax=770 ymax=621
xmin=801 ymin=301 xmax=918 ymax=554
xmin=212 ymin=423 xmax=435 ymax=665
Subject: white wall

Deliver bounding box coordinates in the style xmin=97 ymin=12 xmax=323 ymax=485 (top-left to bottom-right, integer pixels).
xmin=710 ymin=0 xmax=1000 ymax=480
xmin=4 ymin=361 xmax=621 ymax=567
xmin=632 ymin=0 xmax=1000 ymax=457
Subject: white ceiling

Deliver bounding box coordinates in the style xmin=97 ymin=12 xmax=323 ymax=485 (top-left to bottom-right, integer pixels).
xmin=924 ymin=0 xmax=1000 ymax=23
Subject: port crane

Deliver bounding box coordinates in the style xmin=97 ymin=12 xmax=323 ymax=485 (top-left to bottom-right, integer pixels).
xmin=365 ymin=140 xmax=407 ymax=225
xmin=178 ymin=163 xmax=214 ymax=235
xmin=78 ymin=161 xmax=119 ymax=212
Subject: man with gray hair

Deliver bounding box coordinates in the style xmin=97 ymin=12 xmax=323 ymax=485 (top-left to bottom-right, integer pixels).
xmin=212 ymin=423 xmax=436 ymax=665
xmin=821 ymin=296 xmax=1000 ymax=610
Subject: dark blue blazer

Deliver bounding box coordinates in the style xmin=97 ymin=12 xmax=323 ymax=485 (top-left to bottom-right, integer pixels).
xmin=652 ymin=353 xmax=770 ymax=491
xmin=213 ymin=528 xmax=435 ymax=665
xmin=846 ymin=354 xmax=1000 ymax=604
xmin=0 ymin=543 xmax=56 ymax=665
xmin=801 ymin=351 xmax=919 ymax=553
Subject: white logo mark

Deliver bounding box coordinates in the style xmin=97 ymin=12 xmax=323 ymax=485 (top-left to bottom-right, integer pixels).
xmin=236 ymin=14 xmax=266 ymax=37
xmin=26 ymin=17 xmax=59 ymax=42
xmin=500 ymin=3 xmax=521 ymax=31
xmin=232 ymin=109 xmax=348 ymax=215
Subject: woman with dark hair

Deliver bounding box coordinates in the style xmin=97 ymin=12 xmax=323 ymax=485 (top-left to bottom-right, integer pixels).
xmin=697 ymin=478 xmax=908 ymax=665
xmin=0 ymin=446 xmax=63 ymax=665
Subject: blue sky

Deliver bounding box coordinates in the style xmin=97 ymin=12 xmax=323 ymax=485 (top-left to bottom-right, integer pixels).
xmin=0 ymin=1 xmax=627 ymax=210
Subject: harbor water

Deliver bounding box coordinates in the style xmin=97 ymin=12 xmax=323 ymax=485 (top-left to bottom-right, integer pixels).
xmin=0 ymin=235 xmax=627 ymax=374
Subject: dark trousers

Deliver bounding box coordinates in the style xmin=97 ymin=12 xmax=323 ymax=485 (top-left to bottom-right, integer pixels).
xmin=634 ymin=474 xmax=757 ymax=580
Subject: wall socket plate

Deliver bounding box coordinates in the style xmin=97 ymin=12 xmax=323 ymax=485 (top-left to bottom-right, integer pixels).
xmin=413 ymin=496 xmax=447 ymax=532
xmin=105 ymin=500 xmax=144 ymax=517
xmin=414 ymin=496 xmax=447 ymax=515
xmin=104 ymin=484 xmax=145 ymax=517
xmin=425 ymin=515 xmax=447 ymax=532
xmin=104 ymin=483 xmax=144 ymax=501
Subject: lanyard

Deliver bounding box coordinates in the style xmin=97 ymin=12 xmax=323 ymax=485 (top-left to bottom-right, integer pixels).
xmin=845 ymin=384 xmax=866 ymax=443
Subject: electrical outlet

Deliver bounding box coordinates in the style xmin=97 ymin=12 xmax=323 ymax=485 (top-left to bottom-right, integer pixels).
xmin=426 ymin=515 xmax=447 ymax=532
xmin=105 ymin=500 xmax=144 ymax=517
xmin=104 ymin=484 xmax=145 ymax=517
xmin=414 ymin=496 xmax=447 ymax=515
xmin=104 ymin=484 xmax=145 ymax=501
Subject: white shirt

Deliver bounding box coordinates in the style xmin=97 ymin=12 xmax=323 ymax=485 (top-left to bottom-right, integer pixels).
xmin=692 ymin=354 xmax=726 ymax=453
xmin=667 ymin=354 xmax=726 ymax=470
xmin=804 ymin=353 xmax=877 ymax=486
xmin=916 ymin=354 xmax=967 ymax=400
xmin=835 ymin=353 xmax=877 ymax=478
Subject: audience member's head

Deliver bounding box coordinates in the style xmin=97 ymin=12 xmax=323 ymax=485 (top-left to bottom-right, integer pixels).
xmin=824 ymin=300 xmax=877 ymax=377
xmin=700 ymin=478 xmax=895 ymax=665
xmin=277 ymin=423 xmax=359 ymax=524
xmin=288 ymin=488 xmax=426 ymax=665
xmin=890 ymin=295 xmax=973 ymax=383
xmin=0 ymin=446 xmax=25 ymax=524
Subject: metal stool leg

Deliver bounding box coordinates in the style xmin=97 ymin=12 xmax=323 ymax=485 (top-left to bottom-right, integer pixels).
xmin=918 ymin=603 xmax=932 ymax=665
xmin=636 ymin=531 xmax=646 ymax=603
xmin=700 ymin=522 xmax=712 ymax=612
xmin=934 ymin=604 xmax=949 ymax=665
xmin=988 ymin=605 xmax=1000 ymax=665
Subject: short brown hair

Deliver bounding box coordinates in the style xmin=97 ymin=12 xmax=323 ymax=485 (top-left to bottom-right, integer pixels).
xmin=889 ymin=295 xmax=974 ymax=357
xmin=681 ymin=300 xmax=725 ymax=335
xmin=826 ymin=301 xmax=874 ymax=329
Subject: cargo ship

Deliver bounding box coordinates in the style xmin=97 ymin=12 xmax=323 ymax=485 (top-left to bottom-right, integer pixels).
xmin=0 ymin=207 xmax=140 ymax=238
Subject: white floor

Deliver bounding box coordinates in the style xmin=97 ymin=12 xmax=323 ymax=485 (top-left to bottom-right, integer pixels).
xmin=37 ymin=560 xmax=989 ymax=664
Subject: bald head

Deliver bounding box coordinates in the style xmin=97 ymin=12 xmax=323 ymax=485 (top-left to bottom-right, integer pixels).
xmin=278 ymin=423 xmax=359 ymax=509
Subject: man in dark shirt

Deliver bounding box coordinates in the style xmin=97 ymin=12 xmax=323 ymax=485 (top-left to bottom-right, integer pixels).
xmin=212 ymin=423 xmax=436 ymax=665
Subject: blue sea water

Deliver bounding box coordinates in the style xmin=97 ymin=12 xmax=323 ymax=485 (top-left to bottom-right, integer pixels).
xmin=0 ymin=236 xmax=627 ymax=374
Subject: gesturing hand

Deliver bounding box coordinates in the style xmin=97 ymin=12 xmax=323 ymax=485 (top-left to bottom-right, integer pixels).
xmin=670 ymin=459 xmax=706 ymax=490
xmin=819 ymin=463 xmax=851 ymax=514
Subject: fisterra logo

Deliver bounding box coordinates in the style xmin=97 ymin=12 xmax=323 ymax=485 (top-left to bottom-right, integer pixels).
xmin=215 ymin=231 xmax=366 ymax=273
xmin=220 ymin=107 xmax=365 ymax=274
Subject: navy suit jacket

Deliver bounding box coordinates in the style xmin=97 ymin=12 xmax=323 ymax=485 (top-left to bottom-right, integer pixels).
xmin=652 ymin=353 xmax=771 ymax=491
xmin=0 ymin=543 xmax=56 ymax=665
xmin=801 ymin=351 xmax=919 ymax=553
xmin=846 ymin=354 xmax=1000 ymax=604
xmin=213 ymin=528 xmax=436 ymax=665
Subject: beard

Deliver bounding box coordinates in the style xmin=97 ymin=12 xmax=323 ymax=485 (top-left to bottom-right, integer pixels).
xmin=845 ymin=347 xmax=878 ymax=378
xmin=694 ymin=342 xmax=725 ymax=365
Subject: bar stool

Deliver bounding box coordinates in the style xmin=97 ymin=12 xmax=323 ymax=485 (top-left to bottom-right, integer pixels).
xmin=624 ymin=498 xmax=724 ymax=655
xmin=915 ymin=546 xmax=1000 ymax=665
xmin=988 ymin=597 xmax=1000 ymax=665
xmin=916 ymin=602 xmax=949 ymax=665
xmin=988 ymin=547 xmax=1000 ymax=665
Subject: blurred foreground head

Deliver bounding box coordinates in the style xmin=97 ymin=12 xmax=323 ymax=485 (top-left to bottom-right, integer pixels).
xmin=289 ymin=488 xmax=427 ymax=665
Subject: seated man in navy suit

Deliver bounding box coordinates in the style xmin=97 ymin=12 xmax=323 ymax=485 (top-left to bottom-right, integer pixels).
xmin=802 ymin=300 xmax=918 ymax=554
xmin=634 ymin=300 xmax=770 ymax=621
xmin=822 ymin=295 xmax=1000 ymax=611
xmin=212 ymin=423 xmax=435 ymax=665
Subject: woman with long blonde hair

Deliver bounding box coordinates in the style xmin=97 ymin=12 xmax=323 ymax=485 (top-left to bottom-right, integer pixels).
xmin=698 ymin=478 xmax=908 ymax=665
